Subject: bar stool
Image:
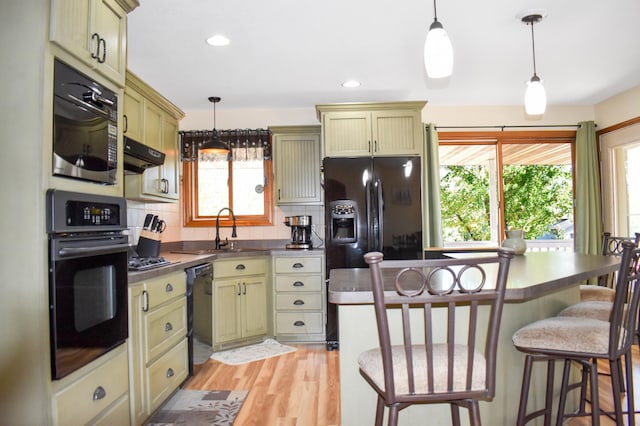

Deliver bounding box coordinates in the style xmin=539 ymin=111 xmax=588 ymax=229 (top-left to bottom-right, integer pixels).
xmin=512 ymin=241 xmax=640 ymax=425
xmin=361 ymin=249 xmax=514 ymax=426
xmin=580 ymin=232 xmax=640 ymax=302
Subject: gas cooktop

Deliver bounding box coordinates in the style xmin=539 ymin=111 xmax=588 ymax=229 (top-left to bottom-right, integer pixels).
xmin=128 ymin=256 xmax=172 ymax=272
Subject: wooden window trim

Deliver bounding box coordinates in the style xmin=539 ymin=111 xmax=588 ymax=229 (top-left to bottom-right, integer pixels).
xmin=182 ymin=158 xmax=274 ymax=227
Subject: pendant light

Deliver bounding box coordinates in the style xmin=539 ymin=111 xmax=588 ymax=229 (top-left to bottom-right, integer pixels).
xmin=522 ymin=14 xmax=546 ymax=115
xmin=199 ymin=96 xmax=229 ymax=154
xmin=424 ymin=0 xmax=453 ymax=78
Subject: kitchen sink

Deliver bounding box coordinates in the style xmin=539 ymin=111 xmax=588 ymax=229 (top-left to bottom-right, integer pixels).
xmin=170 ymin=248 xmax=265 ymax=255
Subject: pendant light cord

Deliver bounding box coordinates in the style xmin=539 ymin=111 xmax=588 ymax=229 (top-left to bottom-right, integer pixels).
xmin=529 ymin=20 xmax=538 ymax=77
xmin=432 ymin=0 xmax=439 ymax=21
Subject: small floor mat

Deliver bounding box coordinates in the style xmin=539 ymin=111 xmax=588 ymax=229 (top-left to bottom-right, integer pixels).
xmin=210 ymin=338 xmax=297 ymax=365
xmin=146 ymin=389 xmax=247 ymax=426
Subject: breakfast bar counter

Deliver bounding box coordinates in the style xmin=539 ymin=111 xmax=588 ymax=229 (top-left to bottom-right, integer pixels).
xmin=329 ymin=251 xmax=621 ymax=425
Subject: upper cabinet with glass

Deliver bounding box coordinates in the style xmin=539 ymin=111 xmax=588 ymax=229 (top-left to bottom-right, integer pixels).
xmin=316 ymin=101 xmax=426 ymax=158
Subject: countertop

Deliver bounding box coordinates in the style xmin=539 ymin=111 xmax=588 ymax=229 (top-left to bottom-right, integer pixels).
xmin=328 ymin=251 xmax=621 ymax=304
xmin=128 ymin=246 xmax=324 ymax=283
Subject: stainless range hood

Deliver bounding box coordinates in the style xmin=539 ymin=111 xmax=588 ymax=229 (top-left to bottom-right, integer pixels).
xmin=123 ymin=137 xmax=165 ymax=173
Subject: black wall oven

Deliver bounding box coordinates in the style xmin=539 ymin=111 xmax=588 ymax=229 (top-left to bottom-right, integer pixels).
xmin=47 ymin=189 xmax=128 ymax=379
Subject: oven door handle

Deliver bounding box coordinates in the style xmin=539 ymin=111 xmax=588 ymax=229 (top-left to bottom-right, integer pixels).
xmin=57 ymin=244 xmax=128 ymax=258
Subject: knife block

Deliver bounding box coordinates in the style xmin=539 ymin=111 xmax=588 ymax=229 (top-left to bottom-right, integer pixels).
xmin=136 ymin=230 xmax=161 ymax=258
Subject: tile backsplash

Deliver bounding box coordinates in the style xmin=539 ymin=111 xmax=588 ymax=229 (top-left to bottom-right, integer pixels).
xmin=126 ymin=199 xmax=325 ymax=249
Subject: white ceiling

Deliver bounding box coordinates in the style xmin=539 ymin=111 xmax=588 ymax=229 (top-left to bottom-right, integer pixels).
xmin=127 ymin=0 xmax=640 ymax=112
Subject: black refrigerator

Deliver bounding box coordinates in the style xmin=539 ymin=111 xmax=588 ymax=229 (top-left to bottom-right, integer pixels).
xmin=323 ymin=156 xmax=423 ymax=350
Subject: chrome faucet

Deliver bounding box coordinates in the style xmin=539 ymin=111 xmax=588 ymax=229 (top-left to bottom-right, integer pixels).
xmin=215 ymin=207 xmax=237 ymax=249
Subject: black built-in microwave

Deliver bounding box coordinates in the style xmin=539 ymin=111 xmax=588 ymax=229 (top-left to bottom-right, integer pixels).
xmin=52 ymin=59 xmax=118 ymax=185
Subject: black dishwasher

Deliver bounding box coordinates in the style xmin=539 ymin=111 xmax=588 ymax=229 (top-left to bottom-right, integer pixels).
xmin=185 ymin=263 xmax=213 ymax=376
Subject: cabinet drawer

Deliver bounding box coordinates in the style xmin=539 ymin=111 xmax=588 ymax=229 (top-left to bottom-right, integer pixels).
xmin=275 ymin=274 xmax=322 ymax=292
xmin=274 ymin=256 xmax=322 ymax=274
xmin=53 ymin=347 xmax=128 ymax=426
xmin=147 ymin=338 xmax=188 ymax=414
xmin=145 ymin=297 xmax=187 ymax=362
xmin=276 ymin=293 xmax=323 ymax=311
xmin=92 ymin=394 xmax=130 ymax=426
xmin=276 ymin=312 xmax=324 ymax=334
xmin=214 ymin=257 xmax=266 ymax=278
xmin=146 ymin=271 xmax=186 ymax=309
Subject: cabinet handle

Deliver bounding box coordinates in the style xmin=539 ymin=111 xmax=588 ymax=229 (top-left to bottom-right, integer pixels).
xmin=165 ymin=283 xmax=174 ymax=292
xmin=368 ymin=140 xmax=371 ymax=153
xmin=242 ymin=283 xmax=247 ymax=295
xmin=165 ymin=322 xmax=173 ymax=332
xmin=293 ymin=321 xmax=305 ymax=327
xmin=235 ymin=264 xmax=246 ymax=270
xmin=92 ymin=386 xmax=106 ymax=401
xmin=293 ymin=299 xmax=305 ymax=305
xmin=161 ymin=178 xmax=169 ymax=194
xmin=142 ymin=290 xmax=149 ymax=312
xmin=292 ymin=262 xmax=304 ymax=269
xmin=123 ymin=114 xmax=128 ymax=133
xmin=90 ymin=33 xmax=100 ymax=60
xmin=293 ymin=281 xmax=304 ymax=287
xmin=237 ymin=283 xmax=241 ymax=296
xmin=278 ymin=189 xmax=281 ymax=201
xmin=98 ymin=37 xmax=106 ymax=63
xmin=166 ymin=368 xmax=174 ymax=378
xmin=374 ymin=140 xmax=378 ymax=152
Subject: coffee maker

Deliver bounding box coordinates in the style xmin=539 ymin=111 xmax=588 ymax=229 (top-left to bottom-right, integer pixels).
xmin=284 ymin=215 xmax=312 ymax=249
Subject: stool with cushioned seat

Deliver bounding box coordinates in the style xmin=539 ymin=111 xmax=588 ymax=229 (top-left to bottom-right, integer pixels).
xmin=361 ymin=248 xmax=514 ymax=426
xmin=512 ymin=240 xmax=640 ymax=425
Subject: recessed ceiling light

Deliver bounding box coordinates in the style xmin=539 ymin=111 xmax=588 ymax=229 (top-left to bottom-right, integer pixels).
xmin=206 ymin=34 xmax=230 ymax=47
xmin=342 ymin=80 xmax=361 ymax=88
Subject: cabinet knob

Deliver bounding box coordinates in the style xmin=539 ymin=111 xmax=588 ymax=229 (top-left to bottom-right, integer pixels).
xmin=293 ymin=321 xmax=305 ymax=327
xmin=92 ymin=386 xmax=106 ymax=401
xmin=293 ymin=281 xmax=304 ymax=287
xmin=165 ymin=322 xmax=173 ymax=332
xmin=165 ymin=283 xmax=174 ymax=292
xmin=166 ymin=368 xmax=174 ymax=378
xmin=293 ymin=299 xmax=305 ymax=305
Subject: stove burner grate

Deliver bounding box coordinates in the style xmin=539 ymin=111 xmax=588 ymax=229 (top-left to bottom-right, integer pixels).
xmin=128 ymin=256 xmax=171 ymax=271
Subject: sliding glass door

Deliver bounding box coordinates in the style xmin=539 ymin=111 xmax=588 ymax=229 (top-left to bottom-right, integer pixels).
xmin=600 ymin=122 xmax=640 ymax=235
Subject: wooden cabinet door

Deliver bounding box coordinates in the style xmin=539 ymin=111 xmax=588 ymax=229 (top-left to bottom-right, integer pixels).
xmin=323 ymin=111 xmax=372 ymax=157
xmin=50 ymin=0 xmax=92 ymax=63
xmin=214 ymin=278 xmax=242 ymax=344
xmin=91 ymin=0 xmax=127 ymax=85
xmin=242 ymin=276 xmax=267 ymax=338
xmin=123 ymin=88 xmax=144 ymax=142
xmin=274 ymin=132 xmax=322 ymax=204
xmin=161 ymin=117 xmax=180 ymax=200
xmin=127 ymin=283 xmax=147 ymax=425
xmin=372 ymin=109 xmax=422 ymax=155
xmin=140 ymin=102 xmax=164 ymax=196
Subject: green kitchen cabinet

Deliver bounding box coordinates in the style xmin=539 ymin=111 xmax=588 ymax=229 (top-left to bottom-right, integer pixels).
xmin=213 ymin=257 xmax=269 ymax=350
xmin=49 ymin=0 xmax=135 ymax=87
xmin=124 ymin=71 xmax=184 ymax=202
xmin=316 ymin=101 xmax=426 ymax=157
xmin=271 ymin=125 xmax=322 ymax=205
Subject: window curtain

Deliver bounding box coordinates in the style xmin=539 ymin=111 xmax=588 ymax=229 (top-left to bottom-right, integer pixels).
xmin=574 ymin=120 xmax=602 ymax=255
xmin=179 ymin=129 xmax=271 ymax=162
xmin=424 ymin=123 xmax=443 ymax=247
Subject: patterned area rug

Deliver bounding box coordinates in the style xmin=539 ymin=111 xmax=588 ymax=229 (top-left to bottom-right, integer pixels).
xmin=210 ymin=338 xmax=297 ymax=365
xmin=146 ymin=390 xmax=247 ymax=426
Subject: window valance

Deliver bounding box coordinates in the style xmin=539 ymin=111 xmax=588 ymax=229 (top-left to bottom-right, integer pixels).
xmin=179 ymin=128 xmax=271 ymax=162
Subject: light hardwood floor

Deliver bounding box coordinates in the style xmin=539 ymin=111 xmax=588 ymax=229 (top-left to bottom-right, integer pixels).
xmin=185 ymin=343 xmax=340 ymax=425
xmin=183 ymin=343 xmax=640 ymax=425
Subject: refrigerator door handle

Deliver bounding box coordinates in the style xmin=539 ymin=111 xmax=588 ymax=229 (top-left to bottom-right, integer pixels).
xmin=376 ymin=179 xmax=384 ymax=251
xmin=365 ymin=180 xmax=374 ymax=252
